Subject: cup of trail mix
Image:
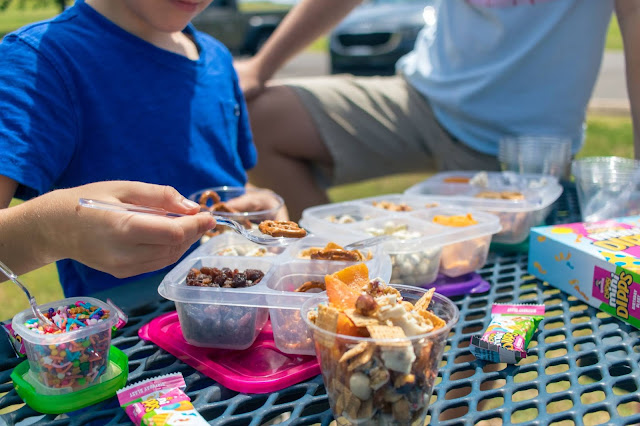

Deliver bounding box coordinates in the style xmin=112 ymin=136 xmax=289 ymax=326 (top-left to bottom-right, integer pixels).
xmin=302 ymin=264 xmax=459 ymax=425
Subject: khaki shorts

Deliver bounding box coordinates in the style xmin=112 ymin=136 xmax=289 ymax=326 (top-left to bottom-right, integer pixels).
xmin=284 ymin=75 xmax=500 ymax=186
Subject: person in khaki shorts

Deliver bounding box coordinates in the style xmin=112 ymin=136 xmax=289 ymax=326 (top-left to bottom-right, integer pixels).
xmin=237 ymin=0 xmax=640 ymax=221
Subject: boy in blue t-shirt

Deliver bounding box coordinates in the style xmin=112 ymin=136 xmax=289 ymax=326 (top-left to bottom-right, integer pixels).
xmin=0 ymin=0 xmax=273 ymax=296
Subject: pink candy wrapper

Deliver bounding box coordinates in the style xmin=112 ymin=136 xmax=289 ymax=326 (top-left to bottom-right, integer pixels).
xmin=117 ymin=373 xmax=208 ymax=426
xmin=1 ymin=321 xmax=26 ymax=357
xmin=469 ymin=303 xmax=545 ymax=364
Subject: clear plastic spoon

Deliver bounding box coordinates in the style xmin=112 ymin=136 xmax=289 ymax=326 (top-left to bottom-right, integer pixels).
xmin=78 ymin=198 xmax=305 ymax=247
xmin=0 ymin=260 xmax=59 ymax=330
xmin=344 ymin=234 xmax=394 ymax=251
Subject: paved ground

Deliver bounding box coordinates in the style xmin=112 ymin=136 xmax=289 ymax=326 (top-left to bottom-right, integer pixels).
xmin=274 ymin=51 xmax=630 ymax=115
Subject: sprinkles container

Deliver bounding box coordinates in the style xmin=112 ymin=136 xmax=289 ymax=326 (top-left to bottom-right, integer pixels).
xmin=12 ymin=297 xmax=117 ymax=391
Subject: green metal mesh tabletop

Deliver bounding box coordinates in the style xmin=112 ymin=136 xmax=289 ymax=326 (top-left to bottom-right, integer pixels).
xmin=1 ymin=184 xmax=640 ymax=425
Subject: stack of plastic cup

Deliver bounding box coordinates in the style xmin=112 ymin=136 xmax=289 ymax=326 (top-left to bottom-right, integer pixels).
xmin=571 ymin=156 xmax=640 ymax=222
xmin=499 ymin=136 xmax=572 ymax=178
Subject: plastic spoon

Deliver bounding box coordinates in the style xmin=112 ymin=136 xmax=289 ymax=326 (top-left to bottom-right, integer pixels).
xmin=78 ymin=198 xmax=306 ymax=246
xmin=0 ymin=260 xmax=59 ymax=331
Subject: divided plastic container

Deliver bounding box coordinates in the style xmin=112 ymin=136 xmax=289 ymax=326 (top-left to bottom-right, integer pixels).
xmin=159 ymin=233 xmax=392 ymax=355
xmin=300 ymin=194 xmax=502 ymax=283
xmin=11 ymin=297 xmax=118 ymax=392
xmin=404 ymin=171 xmax=563 ymax=244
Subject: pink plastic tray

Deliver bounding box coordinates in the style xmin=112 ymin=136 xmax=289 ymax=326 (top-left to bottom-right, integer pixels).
xmin=138 ymin=311 xmax=320 ymax=394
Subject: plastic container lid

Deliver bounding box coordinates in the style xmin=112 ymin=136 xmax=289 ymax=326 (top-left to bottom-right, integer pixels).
xmin=404 ymin=171 xmax=563 ymax=214
xmin=11 ymin=345 xmax=128 ymax=414
xmin=138 ymin=311 xmax=320 ymax=394
xmin=421 ymin=272 xmax=490 ymax=297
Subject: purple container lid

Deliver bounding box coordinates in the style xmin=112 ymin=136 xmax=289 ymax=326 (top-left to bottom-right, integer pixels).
xmin=420 ymin=272 xmax=490 ymax=297
xmin=139 ymin=312 xmax=320 ymax=394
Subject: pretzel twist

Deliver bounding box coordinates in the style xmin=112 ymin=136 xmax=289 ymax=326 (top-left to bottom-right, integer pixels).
xmin=258 ymin=220 xmax=307 ymax=238
xmin=199 ymin=190 xmax=221 ymax=208
xmin=295 ymin=280 xmax=326 ymax=293
xmin=310 ymin=248 xmax=362 ymax=262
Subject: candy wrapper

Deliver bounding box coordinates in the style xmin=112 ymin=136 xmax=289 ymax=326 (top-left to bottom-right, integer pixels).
xmin=1 ymin=321 xmax=25 ymax=357
xmin=117 ymin=373 xmax=208 ymax=426
xmin=469 ymin=304 xmax=544 ymax=364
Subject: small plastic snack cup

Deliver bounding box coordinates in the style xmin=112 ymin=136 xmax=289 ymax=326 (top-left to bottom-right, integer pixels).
xmin=189 ymin=186 xmax=285 ymax=240
xmin=301 ymin=287 xmax=459 ymax=425
xmin=405 ymin=171 xmax=563 ymax=244
xmin=11 ymin=296 xmax=118 ymax=391
xmin=160 ymin=256 xmax=273 ymax=350
xmin=11 ymin=345 xmax=128 ymax=414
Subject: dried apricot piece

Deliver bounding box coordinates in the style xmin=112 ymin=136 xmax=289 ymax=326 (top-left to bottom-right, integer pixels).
xmin=336 ymin=312 xmax=367 ymax=337
xmin=325 ymin=274 xmax=360 ymax=310
xmin=332 ymin=263 xmax=369 ymax=292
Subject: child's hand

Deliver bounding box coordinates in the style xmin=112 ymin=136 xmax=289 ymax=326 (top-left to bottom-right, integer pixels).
xmin=47 ymin=181 xmax=215 ymax=278
xmin=224 ymin=186 xmax=289 ymax=221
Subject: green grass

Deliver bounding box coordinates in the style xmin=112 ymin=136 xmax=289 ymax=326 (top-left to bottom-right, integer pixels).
xmin=606 ymin=15 xmax=623 ymax=51
xmin=0 ymin=3 xmax=58 ymax=38
xmin=0 ymin=114 xmax=632 ymax=321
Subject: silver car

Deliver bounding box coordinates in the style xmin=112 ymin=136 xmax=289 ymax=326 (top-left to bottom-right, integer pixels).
xmin=329 ymin=0 xmax=432 ymax=75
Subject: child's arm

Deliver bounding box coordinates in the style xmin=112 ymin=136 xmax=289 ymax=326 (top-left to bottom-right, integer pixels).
xmin=235 ymin=0 xmax=362 ymax=100
xmin=0 ymin=180 xmax=215 ymax=278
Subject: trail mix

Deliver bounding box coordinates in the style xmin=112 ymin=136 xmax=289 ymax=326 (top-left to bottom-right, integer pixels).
xmin=186 ymin=267 xmax=264 ymax=288
xmin=307 ymin=264 xmax=448 ymax=424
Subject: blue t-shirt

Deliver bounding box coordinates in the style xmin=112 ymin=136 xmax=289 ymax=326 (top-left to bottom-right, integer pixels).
xmin=398 ymin=0 xmax=614 ymax=156
xmin=0 ymin=2 xmax=257 ymax=296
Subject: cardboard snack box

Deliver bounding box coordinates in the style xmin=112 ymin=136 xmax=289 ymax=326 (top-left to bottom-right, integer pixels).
xmin=528 ymin=216 xmax=640 ymax=329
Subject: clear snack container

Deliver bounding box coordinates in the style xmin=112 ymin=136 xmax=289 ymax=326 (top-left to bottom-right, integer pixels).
xmin=159 ymin=233 xmax=392 ymax=353
xmin=160 ymin=256 xmax=273 ymax=350
xmin=301 ymin=287 xmax=459 ymax=425
xmin=300 ymin=194 xmax=501 ymax=281
xmin=404 ymin=171 xmax=563 ymax=244
xmin=12 ymin=297 xmax=118 ymax=391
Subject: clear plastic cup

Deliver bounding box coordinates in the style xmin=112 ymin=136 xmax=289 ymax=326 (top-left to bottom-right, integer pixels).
xmin=499 ymin=136 xmax=572 ymax=178
xmin=301 ymin=287 xmax=459 ymax=425
xmin=571 ymin=156 xmax=640 ymax=222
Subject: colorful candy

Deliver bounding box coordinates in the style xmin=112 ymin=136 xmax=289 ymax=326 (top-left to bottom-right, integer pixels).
xmin=22 ymin=300 xmax=113 ymax=390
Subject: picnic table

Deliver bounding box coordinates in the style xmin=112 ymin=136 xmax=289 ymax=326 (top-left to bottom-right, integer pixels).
xmin=1 ymin=184 xmax=640 ymax=425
